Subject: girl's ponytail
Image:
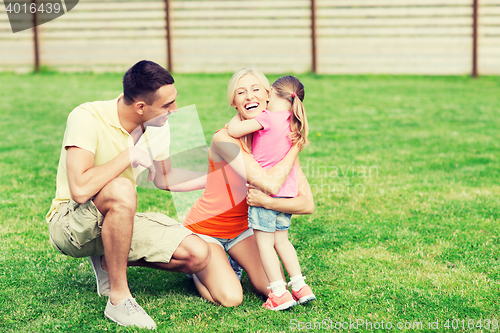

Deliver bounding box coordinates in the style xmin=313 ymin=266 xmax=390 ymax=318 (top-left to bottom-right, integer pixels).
xmin=272 ymin=76 xmax=309 ymax=150
xmin=289 ymin=94 xmax=309 ymax=150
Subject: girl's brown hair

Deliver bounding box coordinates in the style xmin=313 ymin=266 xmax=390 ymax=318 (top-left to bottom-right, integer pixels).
xmin=272 ymin=76 xmax=309 ymax=150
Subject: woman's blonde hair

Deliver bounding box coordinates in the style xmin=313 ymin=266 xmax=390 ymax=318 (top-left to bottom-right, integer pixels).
xmin=227 ymin=67 xmax=270 ymax=152
xmin=272 ymin=75 xmax=309 ymax=150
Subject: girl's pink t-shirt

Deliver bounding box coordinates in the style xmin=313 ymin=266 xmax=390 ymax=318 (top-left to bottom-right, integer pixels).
xmin=252 ymin=110 xmax=298 ymax=197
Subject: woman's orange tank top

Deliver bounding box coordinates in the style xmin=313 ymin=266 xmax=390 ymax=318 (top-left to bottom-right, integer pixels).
xmin=183 ymin=130 xmax=249 ymax=239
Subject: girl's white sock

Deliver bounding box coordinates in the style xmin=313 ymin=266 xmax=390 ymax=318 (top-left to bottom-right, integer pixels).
xmin=269 ymin=280 xmax=287 ymax=297
xmin=290 ymin=275 xmax=306 ymax=291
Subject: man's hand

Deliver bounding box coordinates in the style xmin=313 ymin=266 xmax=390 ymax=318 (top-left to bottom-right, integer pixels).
xmin=129 ymin=147 xmax=155 ymax=182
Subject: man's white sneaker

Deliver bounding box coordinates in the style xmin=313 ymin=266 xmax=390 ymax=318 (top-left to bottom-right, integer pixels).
xmin=88 ymin=256 xmax=110 ymax=297
xmin=104 ymin=297 xmax=156 ymax=329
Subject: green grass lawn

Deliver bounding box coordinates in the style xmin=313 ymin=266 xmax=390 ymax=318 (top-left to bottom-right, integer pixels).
xmin=0 ymin=72 xmax=499 ymax=332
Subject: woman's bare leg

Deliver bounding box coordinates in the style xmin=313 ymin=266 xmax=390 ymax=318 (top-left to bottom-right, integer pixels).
xmin=228 ymin=235 xmax=269 ymax=297
xmin=192 ymin=243 xmax=243 ymax=307
xmin=192 ymin=274 xmax=214 ymax=303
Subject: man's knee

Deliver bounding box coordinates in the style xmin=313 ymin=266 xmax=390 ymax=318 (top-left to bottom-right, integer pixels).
xmin=181 ymin=235 xmax=211 ymax=273
xmin=98 ymin=178 xmax=137 ymax=213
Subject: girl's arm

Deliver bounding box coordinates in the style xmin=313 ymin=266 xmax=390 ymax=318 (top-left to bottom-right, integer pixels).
xmin=211 ymin=129 xmax=299 ymax=196
xmin=246 ymin=159 xmax=314 ymax=214
xmin=227 ymin=114 xmax=263 ymax=138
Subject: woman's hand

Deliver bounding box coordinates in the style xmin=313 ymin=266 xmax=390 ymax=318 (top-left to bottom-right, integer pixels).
xmin=246 ymin=185 xmax=272 ymax=208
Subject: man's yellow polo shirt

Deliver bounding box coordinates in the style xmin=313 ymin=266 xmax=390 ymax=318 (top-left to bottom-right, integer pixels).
xmin=46 ymin=95 xmax=170 ymax=221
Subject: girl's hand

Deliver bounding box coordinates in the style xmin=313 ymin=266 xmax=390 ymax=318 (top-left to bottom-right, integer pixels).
xmin=246 ymin=185 xmax=272 ymax=208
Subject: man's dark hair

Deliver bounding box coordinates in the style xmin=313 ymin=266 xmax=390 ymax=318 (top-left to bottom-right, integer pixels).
xmin=123 ymin=60 xmax=174 ymax=105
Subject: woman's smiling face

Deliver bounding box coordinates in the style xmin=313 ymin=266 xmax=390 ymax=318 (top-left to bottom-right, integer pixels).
xmin=231 ymin=74 xmax=269 ymax=119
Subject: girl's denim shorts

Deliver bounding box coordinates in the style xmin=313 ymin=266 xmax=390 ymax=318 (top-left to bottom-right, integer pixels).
xmin=248 ymin=203 xmax=292 ymax=233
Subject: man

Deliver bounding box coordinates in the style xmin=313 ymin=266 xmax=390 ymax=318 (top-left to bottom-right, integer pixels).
xmin=46 ymin=60 xmax=210 ymax=329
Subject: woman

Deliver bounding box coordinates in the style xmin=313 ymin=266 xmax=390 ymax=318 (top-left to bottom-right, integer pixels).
xmin=183 ymin=68 xmax=314 ymax=306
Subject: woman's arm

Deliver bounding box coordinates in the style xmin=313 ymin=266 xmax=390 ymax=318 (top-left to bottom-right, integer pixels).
xmin=246 ymin=159 xmax=314 ymax=214
xmin=211 ymin=129 xmax=299 ymax=196
xmin=153 ymin=159 xmax=207 ymax=191
xmin=227 ymin=114 xmax=263 ymax=138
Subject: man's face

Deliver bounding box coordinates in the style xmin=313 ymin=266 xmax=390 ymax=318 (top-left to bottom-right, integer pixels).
xmin=143 ymin=84 xmax=178 ymax=127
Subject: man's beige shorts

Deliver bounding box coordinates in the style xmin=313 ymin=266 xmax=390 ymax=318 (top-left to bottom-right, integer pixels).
xmin=48 ymin=199 xmax=193 ymax=263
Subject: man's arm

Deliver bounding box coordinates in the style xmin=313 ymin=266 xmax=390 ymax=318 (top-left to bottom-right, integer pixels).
xmin=67 ymin=146 xmax=155 ymax=204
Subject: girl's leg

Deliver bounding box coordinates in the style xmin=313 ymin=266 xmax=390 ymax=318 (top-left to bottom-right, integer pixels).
xmin=227 ymin=234 xmax=269 ymax=297
xmin=193 ymin=243 xmax=243 ymax=307
xmin=251 ymin=230 xmax=284 ymax=284
xmin=274 ymin=229 xmax=315 ymax=304
xmin=243 ymin=231 xmax=297 ymax=310
xmin=274 ymin=230 xmax=301 ymax=277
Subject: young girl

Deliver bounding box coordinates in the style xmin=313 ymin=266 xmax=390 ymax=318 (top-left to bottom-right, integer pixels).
xmin=227 ymin=75 xmax=315 ymax=310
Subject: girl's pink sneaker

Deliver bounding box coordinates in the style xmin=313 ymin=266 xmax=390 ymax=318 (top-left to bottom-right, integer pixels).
xmin=262 ymin=291 xmax=297 ymax=310
xmin=291 ymin=285 xmax=316 ymax=304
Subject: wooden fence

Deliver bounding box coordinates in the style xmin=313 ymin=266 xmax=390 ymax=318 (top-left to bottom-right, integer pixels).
xmin=0 ymin=0 xmax=499 ymax=74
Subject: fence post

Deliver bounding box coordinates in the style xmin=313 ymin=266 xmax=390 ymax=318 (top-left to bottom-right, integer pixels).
xmin=472 ymin=0 xmax=478 ymax=77
xmin=165 ymin=0 xmax=173 ymax=72
xmin=32 ymin=0 xmax=40 ymax=73
xmin=311 ymin=0 xmax=317 ymax=74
